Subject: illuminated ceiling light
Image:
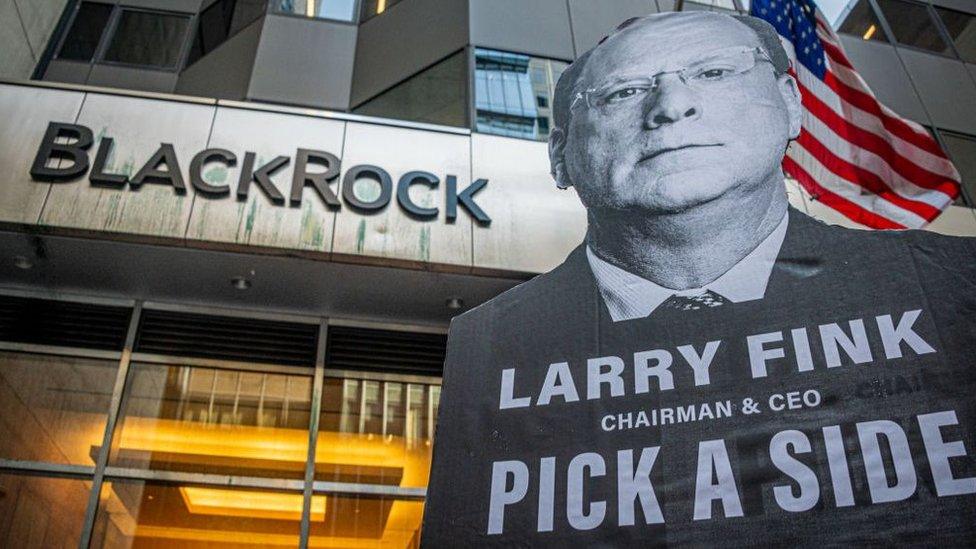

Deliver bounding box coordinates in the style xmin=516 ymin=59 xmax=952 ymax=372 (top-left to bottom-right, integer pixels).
xmin=13 ymin=255 xmax=33 ymax=270
xmin=863 ymin=25 xmax=876 ymax=40
xmin=377 ymin=0 xmax=387 ymax=14
xmin=446 ymin=297 xmax=464 ymax=310
xmin=231 ymin=276 xmax=251 ymax=290
xmin=180 ymin=486 xmax=326 ymax=521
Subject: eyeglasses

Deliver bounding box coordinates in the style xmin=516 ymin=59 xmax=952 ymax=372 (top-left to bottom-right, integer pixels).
xmin=571 ymin=46 xmax=774 ymax=113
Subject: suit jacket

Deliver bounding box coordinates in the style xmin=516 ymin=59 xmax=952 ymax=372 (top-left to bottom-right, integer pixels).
xmin=422 ymin=208 xmax=976 ymax=547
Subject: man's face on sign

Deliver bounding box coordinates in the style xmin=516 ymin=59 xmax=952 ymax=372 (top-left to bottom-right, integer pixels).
xmin=556 ymin=13 xmax=801 ymax=215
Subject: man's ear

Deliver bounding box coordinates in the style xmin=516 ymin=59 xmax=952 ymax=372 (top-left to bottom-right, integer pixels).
xmin=549 ymin=127 xmax=573 ymax=189
xmin=778 ymin=73 xmax=803 ymax=139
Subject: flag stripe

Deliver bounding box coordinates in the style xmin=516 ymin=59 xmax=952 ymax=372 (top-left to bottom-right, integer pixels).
xmin=785 ymin=149 xmax=928 ymax=228
xmin=796 ymin=130 xmax=943 ymax=220
xmin=801 ymin=113 xmax=957 ymax=207
xmin=797 ymin=76 xmax=961 ymax=195
xmin=785 ymin=156 xmax=907 ymax=229
xmin=796 ymin=64 xmax=958 ymax=178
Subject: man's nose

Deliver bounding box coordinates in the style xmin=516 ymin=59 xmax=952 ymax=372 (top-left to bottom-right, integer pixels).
xmin=643 ymin=75 xmax=702 ymax=130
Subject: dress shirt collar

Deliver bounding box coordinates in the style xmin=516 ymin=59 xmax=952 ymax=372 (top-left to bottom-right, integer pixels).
xmin=586 ymin=211 xmax=789 ymax=322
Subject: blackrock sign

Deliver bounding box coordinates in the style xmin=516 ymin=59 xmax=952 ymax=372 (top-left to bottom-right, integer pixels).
xmin=29 ymin=122 xmax=491 ymax=225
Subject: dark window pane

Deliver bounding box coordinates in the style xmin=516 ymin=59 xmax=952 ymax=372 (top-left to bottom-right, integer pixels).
xmin=353 ymin=51 xmax=468 ymax=127
xmin=273 ymin=0 xmax=357 ymax=21
xmin=361 ymin=0 xmax=404 ymax=22
xmin=940 ymin=130 xmax=976 ymax=207
xmin=103 ymin=10 xmax=190 ymax=69
xmin=876 ymin=0 xmax=951 ymax=54
xmin=188 ymin=0 xmax=266 ymax=66
xmin=937 ymin=7 xmax=976 ymax=63
xmin=57 ymin=2 xmax=113 ymax=61
xmin=836 ymin=0 xmax=888 ymax=43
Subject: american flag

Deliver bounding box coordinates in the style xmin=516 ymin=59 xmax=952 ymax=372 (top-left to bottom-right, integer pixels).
xmin=750 ymin=0 xmax=962 ymax=229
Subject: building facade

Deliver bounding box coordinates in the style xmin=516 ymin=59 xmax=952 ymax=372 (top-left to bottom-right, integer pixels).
xmin=0 ymin=0 xmax=975 ymax=547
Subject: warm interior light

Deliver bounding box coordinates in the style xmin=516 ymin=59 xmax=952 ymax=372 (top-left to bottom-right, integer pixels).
xmin=306 ymin=0 xmax=315 ymax=17
xmin=180 ymin=486 xmax=325 ymax=521
xmin=377 ymin=0 xmax=387 ymax=14
xmin=863 ymin=24 xmax=876 ymax=40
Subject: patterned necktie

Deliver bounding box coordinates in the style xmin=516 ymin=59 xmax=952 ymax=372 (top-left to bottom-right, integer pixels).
xmin=660 ymin=290 xmax=729 ymax=311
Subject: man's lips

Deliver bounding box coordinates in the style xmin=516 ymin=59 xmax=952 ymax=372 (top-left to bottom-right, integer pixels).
xmin=638 ymin=144 xmax=723 ymax=163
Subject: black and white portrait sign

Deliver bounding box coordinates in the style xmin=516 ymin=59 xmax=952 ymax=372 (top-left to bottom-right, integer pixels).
xmin=422 ymin=11 xmax=976 ymax=547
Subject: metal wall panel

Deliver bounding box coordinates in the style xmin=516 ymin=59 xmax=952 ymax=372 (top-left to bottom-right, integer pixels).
xmin=248 ymin=15 xmax=357 ymax=110
xmin=0 ymin=0 xmax=37 ymax=79
xmin=0 ymin=84 xmax=85 ymax=224
xmin=44 ymin=59 xmax=91 ymax=84
xmin=567 ymin=0 xmax=658 ymax=55
xmin=900 ymin=48 xmax=976 ymax=134
xmin=185 ymin=106 xmax=345 ymax=251
xmin=12 ymin=0 xmax=69 ymax=60
xmin=930 ymin=0 xmax=976 ymax=15
xmin=838 ymin=36 xmax=929 ymax=123
xmin=40 ymin=93 xmax=215 ymax=238
xmin=468 ymin=0 xmax=575 ymax=61
xmin=331 ymin=122 xmax=473 ymax=268
xmin=470 ymin=133 xmax=585 ymax=274
xmin=86 ymin=64 xmax=179 ymax=94
xmin=351 ymin=0 xmax=468 ymax=107
xmin=176 ymin=17 xmax=264 ymax=101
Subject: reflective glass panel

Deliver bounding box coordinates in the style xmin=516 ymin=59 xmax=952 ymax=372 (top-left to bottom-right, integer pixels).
xmin=361 ymin=0 xmax=404 ymax=22
xmin=108 ymin=362 xmax=313 ymax=478
xmin=353 ymin=51 xmax=468 ymax=127
xmin=315 ymin=375 xmax=440 ymax=489
xmin=103 ymin=10 xmax=191 ymax=68
xmin=188 ymin=0 xmax=266 ymax=66
xmin=273 ymin=0 xmax=357 ymax=21
xmin=308 ymin=495 xmax=424 ymax=548
xmin=0 ymin=351 xmax=117 ymax=466
xmin=0 ymin=473 xmax=90 ymax=547
xmin=90 ymin=479 xmax=302 ymax=548
xmin=876 ymin=0 xmax=951 ymax=54
xmin=940 ymin=130 xmax=976 ymax=207
xmin=58 ymin=1 xmax=114 ymax=61
xmin=937 ymin=7 xmax=976 ymax=63
xmin=836 ymin=0 xmax=889 ymax=43
xmin=475 ymin=48 xmax=566 ymax=141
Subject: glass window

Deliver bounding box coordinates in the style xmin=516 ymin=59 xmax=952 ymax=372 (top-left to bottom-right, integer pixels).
xmin=474 ymin=48 xmax=567 ymax=141
xmin=936 ymin=7 xmax=976 ymax=63
xmin=836 ymin=0 xmax=889 ymax=43
xmin=103 ymin=9 xmax=191 ymax=69
xmin=0 ymin=351 xmax=118 ymax=466
xmin=108 ymin=362 xmax=313 ymax=478
xmin=89 ymin=479 xmax=302 ymax=548
xmin=361 ymin=0 xmax=404 ymax=22
xmin=0 ymin=473 xmax=90 ymax=547
xmin=307 ymin=494 xmax=424 ymax=547
xmin=57 ymin=1 xmax=114 ymax=61
xmin=187 ymin=0 xmax=267 ymax=66
xmin=315 ymin=374 xmax=440 ymax=489
xmin=876 ymin=0 xmax=951 ymax=54
xmin=273 ymin=0 xmax=358 ymax=21
xmin=353 ymin=51 xmax=468 ymax=127
xmin=939 ymin=130 xmax=976 ymax=206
